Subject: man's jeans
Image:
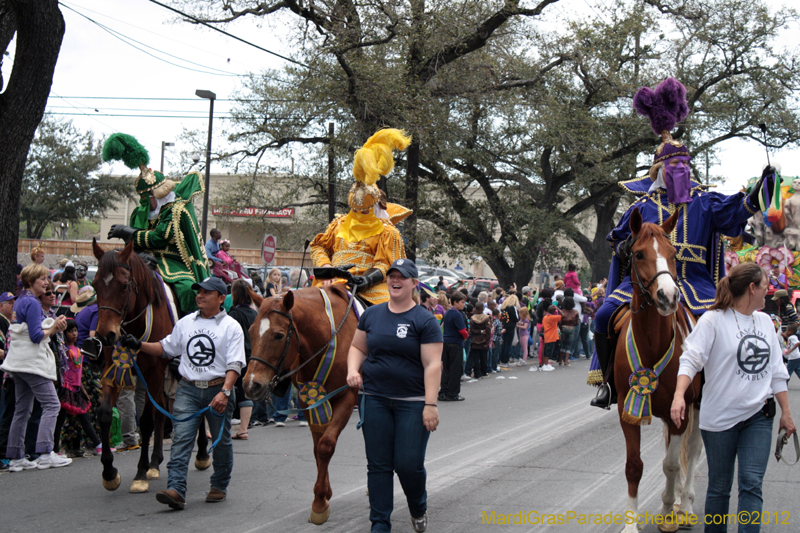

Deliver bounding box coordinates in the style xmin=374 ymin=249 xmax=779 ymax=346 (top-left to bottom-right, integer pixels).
xmin=168 ymin=380 xmax=234 ymax=498
xmin=701 ymin=410 xmax=773 ymax=533
xmin=361 ymin=395 xmax=430 ymax=533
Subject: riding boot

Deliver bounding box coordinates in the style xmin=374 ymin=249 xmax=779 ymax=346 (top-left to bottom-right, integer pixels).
xmin=590 ymin=333 xmax=617 ymax=409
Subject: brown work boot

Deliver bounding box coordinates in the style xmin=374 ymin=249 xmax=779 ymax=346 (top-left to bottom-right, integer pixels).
xmin=156 ymin=489 xmax=185 ymax=510
xmin=205 ymin=488 xmax=226 ymax=502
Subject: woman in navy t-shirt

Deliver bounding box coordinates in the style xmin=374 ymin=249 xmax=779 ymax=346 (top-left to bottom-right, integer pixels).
xmin=347 ymin=258 xmax=443 ymax=533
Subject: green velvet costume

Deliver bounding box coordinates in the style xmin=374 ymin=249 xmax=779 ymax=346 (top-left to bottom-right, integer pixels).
xmin=129 ymin=172 xmax=209 ymax=314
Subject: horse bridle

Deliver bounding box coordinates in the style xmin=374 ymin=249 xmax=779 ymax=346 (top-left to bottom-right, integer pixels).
xmin=97 ymin=262 xmax=149 ymax=338
xmin=627 ymin=233 xmax=680 ymax=314
xmin=249 ymin=288 xmax=355 ymax=395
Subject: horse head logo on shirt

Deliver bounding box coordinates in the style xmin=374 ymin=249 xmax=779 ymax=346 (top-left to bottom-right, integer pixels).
xmin=187 ymin=334 xmax=216 ymax=367
xmin=736 ymin=335 xmax=771 ymax=375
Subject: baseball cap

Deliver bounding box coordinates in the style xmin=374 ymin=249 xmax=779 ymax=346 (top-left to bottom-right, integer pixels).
xmin=191 ymin=276 xmax=227 ymax=296
xmin=522 ymin=286 xmax=531 ymax=293
xmin=0 ymin=292 xmax=16 ymax=303
xmin=772 ymin=289 xmax=789 ymax=301
xmin=386 ymin=258 xmax=418 ymax=279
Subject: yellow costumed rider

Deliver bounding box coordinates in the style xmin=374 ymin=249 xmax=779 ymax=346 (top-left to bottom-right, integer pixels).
xmin=310 ymin=129 xmax=412 ymax=305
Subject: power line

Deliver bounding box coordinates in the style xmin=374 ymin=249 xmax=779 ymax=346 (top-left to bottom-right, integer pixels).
xmin=59 ymin=2 xmax=245 ymax=77
xmin=146 ymin=0 xmax=311 ymax=70
xmin=60 ymin=0 xmax=246 ymax=70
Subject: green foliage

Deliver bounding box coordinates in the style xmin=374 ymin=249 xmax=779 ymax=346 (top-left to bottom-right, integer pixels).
xmin=21 ymin=116 xmax=132 ymax=239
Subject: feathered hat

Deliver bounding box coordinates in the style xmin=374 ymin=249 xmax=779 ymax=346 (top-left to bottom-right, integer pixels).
xmin=633 ymin=78 xmax=691 ymax=180
xmin=102 ymin=133 xmax=175 ymax=199
xmin=349 ymin=129 xmax=412 ymax=211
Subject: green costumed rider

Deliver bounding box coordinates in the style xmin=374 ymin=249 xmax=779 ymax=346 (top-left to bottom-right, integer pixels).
xmin=103 ymin=133 xmax=209 ymax=314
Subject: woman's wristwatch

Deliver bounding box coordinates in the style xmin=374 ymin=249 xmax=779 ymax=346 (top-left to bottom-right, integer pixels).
xmin=221 ymin=388 xmax=231 ymax=397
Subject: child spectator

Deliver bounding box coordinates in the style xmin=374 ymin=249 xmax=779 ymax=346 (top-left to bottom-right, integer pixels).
xmin=53 ymin=319 xmax=101 ymax=456
xmin=541 ymin=306 xmax=562 ymax=371
xmin=783 ymin=324 xmax=800 ymax=383
xmin=490 ymin=309 xmax=503 ymax=373
xmin=466 ymin=303 xmax=491 ymax=378
xmin=439 ymin=291 xmax=468 ymax=401
xmin=564 ymin=263 xmax=581 ymax=292
xmin=517 ymin=308 xmax=531 ymax=365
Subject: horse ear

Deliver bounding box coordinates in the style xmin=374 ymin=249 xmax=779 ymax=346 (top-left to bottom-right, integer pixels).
xmin=249 ymin=288 xmax=264 ymax=309
xmin=283 ymin=290 xmax=294 ymax=311
xmin=92 ymin=238 xmax=105 ymax=260
xmin=661 ymin=208 xmax=680 ymax=235
xmin=118 ymin=240 xmax=134 ymax=262
xmin=630 ymin=207 xmax=643 ymax=236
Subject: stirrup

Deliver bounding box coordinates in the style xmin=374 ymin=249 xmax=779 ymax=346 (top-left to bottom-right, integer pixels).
xmin=590 ymin=383 xmax=612 ymax=410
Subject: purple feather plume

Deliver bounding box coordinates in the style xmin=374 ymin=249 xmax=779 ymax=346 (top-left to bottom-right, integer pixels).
xmin=633 ymin=78 xmax=690 ymax=135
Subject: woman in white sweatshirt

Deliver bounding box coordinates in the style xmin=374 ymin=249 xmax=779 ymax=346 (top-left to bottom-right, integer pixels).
xmin=671 ymin=262 xmax=795 ymax=532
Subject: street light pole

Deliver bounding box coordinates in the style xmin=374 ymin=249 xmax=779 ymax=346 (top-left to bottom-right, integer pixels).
xmin=196 ymin=89 xmax=216 ymax=240
xmin=160 ymin=141 xmax=174 ymax=173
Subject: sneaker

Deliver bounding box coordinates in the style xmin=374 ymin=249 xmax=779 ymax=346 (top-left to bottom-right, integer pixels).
xmin=231 ymin=418 xmax=241 ymax=425
xmin=248 ymin=420 xmax=265 ymax=428
xmin=36 ymin=451 xmax=72 ymax=469
xmin=0 ymin=459 xmax=9 ymax=472
xmin=411 ymin=511 xmax=428 ymax=532
xmin=274 ymin=421 xmax=286 ymax=427
xmin=298 ymin=421 xmax=309 ymax=427
xmin=518 ymin=360 xmax=527 ymax=365
xmin=460 ymin=374 xmax=470 ymax=381
xmin=542 ymin=365 xmax=555 ymax=372
xmin=8 ymin=457 xmax=37 ymax=472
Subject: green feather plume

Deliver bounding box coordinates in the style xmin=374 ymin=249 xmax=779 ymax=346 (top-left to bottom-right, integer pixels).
xmin=102 ymin=133 xmax=150 ymax=169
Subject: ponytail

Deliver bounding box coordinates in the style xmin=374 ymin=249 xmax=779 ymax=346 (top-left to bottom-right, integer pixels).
xmin=708 ymin=263 xmax=764 ymax=311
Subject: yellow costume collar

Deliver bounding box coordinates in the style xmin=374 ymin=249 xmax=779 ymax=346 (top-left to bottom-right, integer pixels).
xmin=336 ymin=210 xmax=384 ymax=243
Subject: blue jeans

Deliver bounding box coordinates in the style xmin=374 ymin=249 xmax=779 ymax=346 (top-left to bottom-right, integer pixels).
xmin=701 ymin=410 xmax=773 ymax=533
xmin=168 ymin=380 xmax=234 ymax=498
xmin=787 ymin=359 xmax=800 ymax=383
xmin=490 ymin=343 xmax=501 ymax=371
xmin=361 ymin=394 xmax=430 ymax=532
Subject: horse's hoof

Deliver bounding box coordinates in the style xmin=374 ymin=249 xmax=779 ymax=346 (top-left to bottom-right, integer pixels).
xmin=146 ymin=468 xmax=160 ymax=480
xmin=102 ymin=473 xmax=121 ymax=491
xmin=308 ymin=502 xmax=330 ymax=525
xmin=657 ymin=517 xmax=679 ymax=533
xmin=129 ymin=479 xmax=149 ymax=493
xmin=195 ymin=457 xmax=211 ymax=471
xmin=675 ymin=511 xmax=695 ymax=530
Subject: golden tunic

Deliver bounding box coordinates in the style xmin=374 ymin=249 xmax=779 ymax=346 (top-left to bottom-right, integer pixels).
xmin=310 ymin=214 xmax=407 ymax=304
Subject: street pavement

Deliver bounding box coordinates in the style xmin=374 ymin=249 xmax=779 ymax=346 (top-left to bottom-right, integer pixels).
xmin=2 ymin=358 xmax=799 ymax=532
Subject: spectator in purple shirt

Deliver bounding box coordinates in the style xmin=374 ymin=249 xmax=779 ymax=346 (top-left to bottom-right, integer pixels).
xmin=0 ymin=264 xmax=71 ymax=471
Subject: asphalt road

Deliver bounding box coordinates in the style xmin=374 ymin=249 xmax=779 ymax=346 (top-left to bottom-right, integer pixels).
xmin=2 ymin=359 xmax=799 ymax=532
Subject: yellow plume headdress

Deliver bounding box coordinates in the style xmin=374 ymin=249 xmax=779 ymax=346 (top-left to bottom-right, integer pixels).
xmin=348 ymin=128 xmax=411 ymax=211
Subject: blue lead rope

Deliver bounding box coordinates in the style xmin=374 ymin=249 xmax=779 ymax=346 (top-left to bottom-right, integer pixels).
xmin=131 ymin=358 xmax=225 ymax=452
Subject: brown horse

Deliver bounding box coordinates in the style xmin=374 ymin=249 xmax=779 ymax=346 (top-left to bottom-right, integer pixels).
xmin=244 ymin=284 xmax=359 ymax=525
xmin=614 ymin=208 xmax=703 ymax=533
xmin=90 ymin=239 xmax=210 ymax=493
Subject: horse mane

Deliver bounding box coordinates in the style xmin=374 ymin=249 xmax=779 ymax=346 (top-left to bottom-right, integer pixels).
xmin=99 ymin=249 xmax=165 ymax=307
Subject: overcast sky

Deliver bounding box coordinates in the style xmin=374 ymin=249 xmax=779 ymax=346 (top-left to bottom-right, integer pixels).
xmin=3 ymin=0 xmax=798 ymax=194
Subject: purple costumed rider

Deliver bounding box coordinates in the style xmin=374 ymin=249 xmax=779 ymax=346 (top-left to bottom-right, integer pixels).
xmin=588 ymin=78 xmax=776 ymax=409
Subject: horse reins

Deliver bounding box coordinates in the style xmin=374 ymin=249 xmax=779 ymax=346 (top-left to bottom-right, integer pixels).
xmin=627 ymin=233 xmax=681 ymax=314
xmin=249 ymin=287 xmax=356 ymax=395
xmin=97 ymin=260 xmax=149 ymax=339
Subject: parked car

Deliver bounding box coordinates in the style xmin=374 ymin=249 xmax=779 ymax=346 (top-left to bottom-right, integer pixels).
xmin=420 ymin=275 xmax=458 ymax=290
